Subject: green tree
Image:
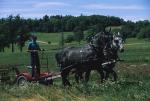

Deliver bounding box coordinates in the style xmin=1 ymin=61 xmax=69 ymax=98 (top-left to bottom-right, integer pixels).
xmin=84 ymin=28 xmax=96 ymax=43
xmin=73 ymin=26 xmax=84 ymax=44
xmin=16 ymin=22 xmax=30 ymax=52
xmin=0 ymin=19 xmax=10 ymax=52
xmin=137 ymin=25 xmax=150 ymax=39
xmin=65 ymin=18 xmax=76 ymax=31
xmin=65 ymin=35 xmax=74 ymax=43
xmin=7 ymin=15 xmax=22 ymax=52
xmin=120 ymin=21 xmax=135 ymax=38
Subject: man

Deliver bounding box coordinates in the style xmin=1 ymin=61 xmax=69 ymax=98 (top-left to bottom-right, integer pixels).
xmin=28 ymin=35 xmax=41 ymax=78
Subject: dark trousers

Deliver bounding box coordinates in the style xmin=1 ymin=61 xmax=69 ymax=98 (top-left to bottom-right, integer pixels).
xmin=31 ymin=53 xmax=40 ymax=77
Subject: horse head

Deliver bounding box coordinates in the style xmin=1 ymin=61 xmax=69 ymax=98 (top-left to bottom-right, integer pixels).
xmin=89 ymin=26 xmax=113 ymax=45
xmin=112 ymin=33 xmax=124 ymax=53
xmin=91 ymin=30 xmax=114 ymax=54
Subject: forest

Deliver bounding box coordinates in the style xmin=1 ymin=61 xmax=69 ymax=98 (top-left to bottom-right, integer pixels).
xmin=0 ymin=14 xmax=150 ymax=52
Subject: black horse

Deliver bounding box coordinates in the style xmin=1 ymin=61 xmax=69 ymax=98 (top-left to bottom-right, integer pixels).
xmin=74 ymin=34 xmax=125 ymax=83
xmin=55 ymin=31 xmax=113 ymax=86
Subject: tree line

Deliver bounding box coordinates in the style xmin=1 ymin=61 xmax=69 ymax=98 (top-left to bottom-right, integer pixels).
xmin=120 ymin=20 xmax=150 ymax=40
xmin=0 ymin=14 xmax=149 ymax=52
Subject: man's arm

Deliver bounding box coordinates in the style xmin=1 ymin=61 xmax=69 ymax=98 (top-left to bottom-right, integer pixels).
xmin=28 ymin=42 xmax=32 ymax=50
xmin=37 ymin=43 xmax=41 ymax=51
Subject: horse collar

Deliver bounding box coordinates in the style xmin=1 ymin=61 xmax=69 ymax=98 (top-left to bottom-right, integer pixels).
xmin=89 ymin=43 xmax=103 ymax=57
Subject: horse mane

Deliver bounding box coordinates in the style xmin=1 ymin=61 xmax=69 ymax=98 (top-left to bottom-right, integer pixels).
xmin=91 ymin=32 xmax=108 ymax=48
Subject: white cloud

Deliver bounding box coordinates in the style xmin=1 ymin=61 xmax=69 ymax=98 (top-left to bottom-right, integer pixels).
xmin=33 ymin=2 xmax=70 ymax=8
xmin=81 ymin=4 xmax=148 ymax=10
xmin=1 ymin=9 xmax=32 ymax=13
xmin=121 ymin=16 xmax=149 ymax=22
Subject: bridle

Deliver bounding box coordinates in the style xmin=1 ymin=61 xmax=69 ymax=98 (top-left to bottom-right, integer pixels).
xmin=89 ymin=34 xmax=111 ymax=60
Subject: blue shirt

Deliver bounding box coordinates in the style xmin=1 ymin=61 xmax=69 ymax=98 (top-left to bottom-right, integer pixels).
xmin=28 ymin=41 xmax=40 ymax=50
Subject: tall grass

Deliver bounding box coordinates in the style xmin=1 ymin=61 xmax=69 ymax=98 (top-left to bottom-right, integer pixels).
xmin=1 ymin=63 xmax=150 ymax=101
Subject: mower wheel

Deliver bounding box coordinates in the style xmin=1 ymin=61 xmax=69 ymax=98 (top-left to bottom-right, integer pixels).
xmin=17 ymin=76 xmax=28 ymax=87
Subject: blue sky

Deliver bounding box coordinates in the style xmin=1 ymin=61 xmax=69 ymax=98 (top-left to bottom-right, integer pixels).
xmin=0 ymin=0 xmax=150 ymax=21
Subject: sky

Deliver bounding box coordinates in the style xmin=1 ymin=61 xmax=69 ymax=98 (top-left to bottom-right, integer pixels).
xmin=0 ymin=0 xmax=150 ymax=21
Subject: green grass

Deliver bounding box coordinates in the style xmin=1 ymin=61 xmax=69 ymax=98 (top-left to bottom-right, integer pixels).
xmin=120 ymin=38 xmax=150 ymax=63
xmin=0 ymin=32 xmax=150 ymax=101
xmin=35 ymin=32 xmax=73 ymax=44
xmin=106 ymin=26 xmax=122 ymax=33
xmin=1 ymin=35 xmax=149 ymax=66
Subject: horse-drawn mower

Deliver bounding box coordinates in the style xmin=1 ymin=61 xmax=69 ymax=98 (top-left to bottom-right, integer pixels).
xmin=15 ymin=50 xmax=61 ymax=86
xmin=0 ymin=50 xmax=61 ymax=86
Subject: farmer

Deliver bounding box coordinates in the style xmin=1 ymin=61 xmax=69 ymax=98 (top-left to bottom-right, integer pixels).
xmin=28 ymin=35 xmax=41 ymax=78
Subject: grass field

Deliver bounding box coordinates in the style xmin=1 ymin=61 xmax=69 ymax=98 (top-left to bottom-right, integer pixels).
xmin=0 ymin=32 xmax=150 ymax=101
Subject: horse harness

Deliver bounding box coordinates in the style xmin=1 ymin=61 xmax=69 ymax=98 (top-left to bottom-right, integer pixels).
xmin=61 ymin=43 xmax=108 ymax=71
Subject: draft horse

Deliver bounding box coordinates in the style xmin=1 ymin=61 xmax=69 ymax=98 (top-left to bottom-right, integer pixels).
xmin=55 ymin=32 xmax=113 ymax=86
xmin=103 ymin=33 xmax=124 ymax=81
xmin=74 ymin=32 xmax=125 ymax=83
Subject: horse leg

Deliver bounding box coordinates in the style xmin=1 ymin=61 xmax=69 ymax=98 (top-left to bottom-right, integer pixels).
xmin=79 ymin=71 xmax=84 ymax=81
xmin=111 ymin=70 xmax=117 ymax=81
xmin=104 ymin=66 xmax=111 ymax=80
xmin=97 ymin=68 xmax=104 ymax=83
xmin=75 ymin=71 xmax=84 ymax=83
xmin=75 ymin=72 xmax=79 ymax=84
xmin=105 ymin=70 xmax=110 ymax=80
xmin=108 ymin=64 xmax=117 ymax=81
xmin=85 ymin=70 xmax=91 ymax=83
xmin=61 ymin=69 xmax=71 ymax=86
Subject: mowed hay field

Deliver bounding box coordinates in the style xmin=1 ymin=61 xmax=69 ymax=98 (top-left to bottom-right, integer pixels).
xmin=0 ymin=33 xmax=150 ymax=101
